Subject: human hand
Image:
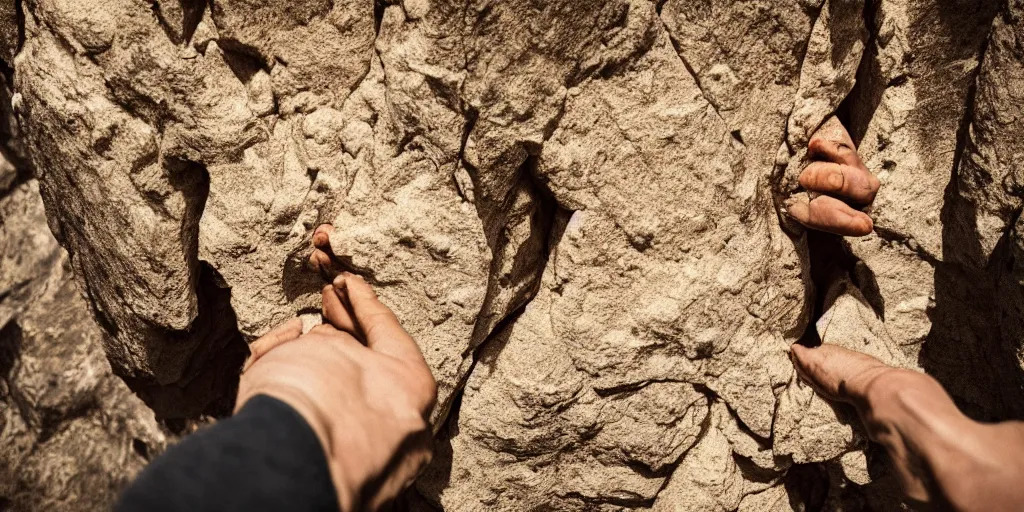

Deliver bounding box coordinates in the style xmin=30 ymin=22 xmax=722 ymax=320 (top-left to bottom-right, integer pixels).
xmin=237 ymin=274 xmax=437 ymax=511
xmin=785 ymin=118 xmax=880 ymax=236
xmin=790 ymin=343 xmax=1024 ymax=511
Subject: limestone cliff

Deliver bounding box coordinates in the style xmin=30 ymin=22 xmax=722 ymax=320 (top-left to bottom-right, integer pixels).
xmin=1 ymin=0 xmax=1022 ymax=509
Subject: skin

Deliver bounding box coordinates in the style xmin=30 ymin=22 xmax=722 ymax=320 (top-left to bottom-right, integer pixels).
xmin=242 ymin=119 xmax=1023 ymax=510
xmin=786 ymin=120 xmax=1024 ymax=509
xmin=785 ymin=118 xmax=880 ymax=237
xmin=238 ymin=272 xmax=437 ymax=511
xmin=791 ymin=344 xmax=1024 ymax=510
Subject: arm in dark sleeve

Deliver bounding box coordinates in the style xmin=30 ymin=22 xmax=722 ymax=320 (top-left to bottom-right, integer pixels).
xmin=116 ymin=395 xmax=339 ymax=512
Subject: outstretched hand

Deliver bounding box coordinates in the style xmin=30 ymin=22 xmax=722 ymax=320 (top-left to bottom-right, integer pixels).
xmin=786 ymin=119 xmax=880 ymax=236
xmin=238 ymin=273 xmax=437 ymax=511
xmin=791 ymin=344 xmax=1024 ymax=510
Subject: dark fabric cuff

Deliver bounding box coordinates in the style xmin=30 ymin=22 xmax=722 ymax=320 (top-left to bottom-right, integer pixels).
xmin=116 ymin=394 xmax=338 ymax=512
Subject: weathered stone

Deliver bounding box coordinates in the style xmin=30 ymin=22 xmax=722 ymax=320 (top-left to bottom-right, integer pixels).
xmin=0 ymin=0 xmax=16 ymax=64
xmin=773 ymin=272 xmax=905 ymax=465
xmin=5 ymin=0 xmax=1024 ymax=509
xmin=0 ymin=180 xmax=166 ymax=511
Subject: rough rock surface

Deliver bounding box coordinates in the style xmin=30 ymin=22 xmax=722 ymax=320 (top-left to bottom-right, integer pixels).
xmin=3 ymin=0 xmax=1024 ymax=509
xmin=0 ymin=178 xmax=167 ymax=511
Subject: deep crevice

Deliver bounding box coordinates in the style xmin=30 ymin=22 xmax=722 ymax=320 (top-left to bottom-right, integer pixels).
xmin=120 ymin=261 xmax=249 ymax=427
xmin=949 ymin=36 xmax=991 ymax=191
xmin=35 ymin=398 xmax=96 ymax=444
xmin=218 ymin=41 xmax=271 ymax=82
xmin=417 ymin=143 xmax=570 ymax=504
xmin=14 ymin=0 xmax=24 ymax=54
xmin=181 ymin=0 xmax=205 ymax=43
xmin=0 ymin=321 xmax=33 ymax=429
xmin=373 ymin=0 xmax=385 ymax=35
xmin=0 ymin=55 xmax=12 ymax=85
xmin=795 ymin=231 xmax=862 ymax=348
xmin=148 ymin=0 xmax=206 ymax=46
xmin=835 ymin=0 xmax=881 ymax=146
xmin=784 ymin=463 xmax=830 ymax=511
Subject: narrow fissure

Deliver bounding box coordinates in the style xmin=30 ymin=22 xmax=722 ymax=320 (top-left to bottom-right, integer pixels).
xmin=949 ymin=35 xmax=991 ymax=190
xmin=655 ymin=6 xmax=726 ymax=125
xmin=795 ymin=0 xmax=878 ymax=348
xmin=835 ymin=0 xmax=880 ymax=146
xmin=796 ymin=231 xmax=864 ymax=348
xmin=0 ymin=56 xmax=12 ymax=85
xmin=14 ymin=0 xmax=24 ymax=53
xmin=122 ymin=261 xmax=249 ymax=429
xmin=373 ymin=0 xmax=385 ymax=35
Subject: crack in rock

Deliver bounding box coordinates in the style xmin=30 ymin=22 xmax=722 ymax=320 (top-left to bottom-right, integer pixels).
xmin=2 ymin=0 xmax=1024 ymax=510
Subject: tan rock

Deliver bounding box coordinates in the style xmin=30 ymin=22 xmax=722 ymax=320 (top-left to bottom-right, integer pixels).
xmin=0 ymin=180 xmax=166 ymax=511
xmin=5 ymin=0 xmax=1024 ymax=509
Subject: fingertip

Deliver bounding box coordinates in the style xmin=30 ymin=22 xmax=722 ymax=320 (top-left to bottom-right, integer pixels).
xmin=856 ymin=215 xmax=874 ymax=236
xmin=308 ymin=249 xmax=328 ymax=270
xmin=790 ymin=343 xmax=814 ymax=372
xmin=322 ymin=283 xmax=344 ymax=319
xmin=807 ymin=136 xmax=829 ymax=156
xmin=790 ymin=342 xmax=807 ymax=358
xmin=312 ymin=224 xmax=334 ymax=248
xmin=344 ymin=272 xmax=377 ymax=299
xmin=785 ymin=198 xmax=811 ymax=224
xmin=841 ymin=210 xmax=874 ymax=237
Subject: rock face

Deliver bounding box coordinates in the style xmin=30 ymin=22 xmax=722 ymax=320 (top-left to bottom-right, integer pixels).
xmin=2 ymin=0 xmax=1023 ymax=510
xmin=0 ymin=177 xmax=167 ymax=511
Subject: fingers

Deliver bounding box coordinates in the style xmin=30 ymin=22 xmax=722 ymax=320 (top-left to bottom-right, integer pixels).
xmin=309 ymin=224 xmax=339 ymax=280
xmin=322 ymin=284 xmax=360 ymax=337
xmin=335 ymin=273 xmax=427 ymax=366
xmin=799 ymin=161 xmax=880 ymax=205
xmin=244 ymin=317 xmax=304 ymax=372
xmin=789 ymin=118 xmax=879 ymax=237
xmin=313 ymin=224 xmax=333 ymax=249
xmin=790 ymin=343 xmax=890 ymax=403
xmin=786 ymin=194 xmax=874 ymax=236
xmin=309 ymin=249 xmax=334 ymax=278
xmin=808 ymin=132 xmax=860 ymax=168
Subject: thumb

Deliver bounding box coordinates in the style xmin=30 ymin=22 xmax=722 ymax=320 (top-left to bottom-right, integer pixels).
xmin=790 ymin=343 xmax=891 ymax=403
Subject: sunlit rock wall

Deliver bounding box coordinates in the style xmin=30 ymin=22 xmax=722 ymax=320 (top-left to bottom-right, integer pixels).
xmin=2 ymin=0 xmax=1022 ymax=509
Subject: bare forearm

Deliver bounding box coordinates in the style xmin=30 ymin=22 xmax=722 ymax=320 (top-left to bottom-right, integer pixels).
xmin=856 ymin=369 xmax=1024 ymax=511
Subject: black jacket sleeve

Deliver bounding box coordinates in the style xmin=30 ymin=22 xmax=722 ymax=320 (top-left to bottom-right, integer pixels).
xmin=116 ymin=395 xmax=339 ymax=512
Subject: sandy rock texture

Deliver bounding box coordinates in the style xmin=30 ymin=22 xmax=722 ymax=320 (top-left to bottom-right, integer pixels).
xmin=2 ymin=0 xmax=1023 ymax=509
xmin=0 ymin=174 xmax=167 ymax=510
